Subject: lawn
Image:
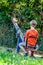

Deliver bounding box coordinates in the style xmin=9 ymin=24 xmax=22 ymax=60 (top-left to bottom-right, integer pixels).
xmin=0 ymin=51 xmax=43 ymax=65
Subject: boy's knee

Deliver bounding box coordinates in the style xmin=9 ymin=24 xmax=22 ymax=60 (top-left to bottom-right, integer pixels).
xmin=19 ymin=42 xmax=26 ymax=47
xmin=19 ymin=43 xmax=22 ymax=47
xmin=19 ymin=42 xmax=23 ymax=47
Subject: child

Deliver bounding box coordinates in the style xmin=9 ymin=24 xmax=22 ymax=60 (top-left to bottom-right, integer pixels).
xmin=12 ymin=18 xmax=23 ymax=53
xmin=19 ymin=20 xmax=38 ymax=56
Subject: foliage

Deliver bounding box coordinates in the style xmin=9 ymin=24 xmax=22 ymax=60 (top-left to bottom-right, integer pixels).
xmin=0 ymin=0 xmax=43 ymax=25
xmin=0 ymin=22 xmax=17 ymax=47
xmin=0 ymin=52 xmax=43 ymax=65
xmin=0 ymin=0 xmax=43 ymax=29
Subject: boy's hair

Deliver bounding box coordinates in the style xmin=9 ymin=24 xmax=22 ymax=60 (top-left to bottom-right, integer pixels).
xmin=30 ymin=20 xmax=37 ymax=27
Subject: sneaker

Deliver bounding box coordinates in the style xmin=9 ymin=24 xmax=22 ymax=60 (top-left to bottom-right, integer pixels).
xmin=24 ymin=52 xmax=28 ymax=56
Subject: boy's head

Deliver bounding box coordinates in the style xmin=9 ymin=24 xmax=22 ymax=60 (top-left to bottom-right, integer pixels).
xmin=30 ymin=20 xmax=37 ymax=28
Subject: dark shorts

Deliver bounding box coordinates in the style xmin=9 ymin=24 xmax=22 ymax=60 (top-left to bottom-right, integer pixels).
xmin=28 ymin=46 xmax=36 ymax=49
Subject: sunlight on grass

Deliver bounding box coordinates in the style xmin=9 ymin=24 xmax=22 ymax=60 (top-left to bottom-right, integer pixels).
xmin=0 ymin=52 xmax=43 ymax=65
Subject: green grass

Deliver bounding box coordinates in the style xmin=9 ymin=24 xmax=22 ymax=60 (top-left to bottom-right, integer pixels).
xmin=0 ymin=52 xmax=43 ymax=65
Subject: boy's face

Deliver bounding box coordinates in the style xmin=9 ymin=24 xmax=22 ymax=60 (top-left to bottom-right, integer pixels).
xmin=30 ymin=24 xmax=36 ymax=28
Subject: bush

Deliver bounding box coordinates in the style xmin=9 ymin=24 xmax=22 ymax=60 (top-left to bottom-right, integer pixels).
xmin=0 ymin=22 xmax=17 ymax=47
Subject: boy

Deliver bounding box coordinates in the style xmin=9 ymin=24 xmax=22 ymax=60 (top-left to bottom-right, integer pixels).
xmin=19 ymin=20 xmax=38 ymax=56
xmin=12 ymin=18 xmax=23 ymax=53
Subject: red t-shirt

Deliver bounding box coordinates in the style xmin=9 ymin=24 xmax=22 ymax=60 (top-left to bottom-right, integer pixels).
xmin=24 ymin=29 xmax=38 ymax=46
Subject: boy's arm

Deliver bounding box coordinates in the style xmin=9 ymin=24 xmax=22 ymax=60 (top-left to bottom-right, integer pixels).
xmin=24 ymin=37 xmax=27 ymax=42
xmin=24 ymin=30 xmax=29 ymax=44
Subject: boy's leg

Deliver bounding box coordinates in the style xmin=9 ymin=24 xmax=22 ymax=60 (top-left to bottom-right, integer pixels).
xmin=27 ymin=45 xmax=35 ymax=57
xmin=19 ymin=42 xmax=28 ymax=56
xmin=16 ymin=41 xmax=20 ymax=53
xmin=30 ymin=51 xmax=34 ymax=56
xmin=19 ymin=42 xmax=26 ymax=52
xmin=16 ymin=45 xmax=20 ymax=53
xmin=30 ymin=45 xmax=38 ymax=56
xmin=30 ymin=44 xmax=39 ymax=57
xmin=16 ymin=38 xmax=22 ymax=53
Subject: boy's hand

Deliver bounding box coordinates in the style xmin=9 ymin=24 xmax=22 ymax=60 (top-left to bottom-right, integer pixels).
xmin=12 ymin=18 xmax=18 ymax=24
